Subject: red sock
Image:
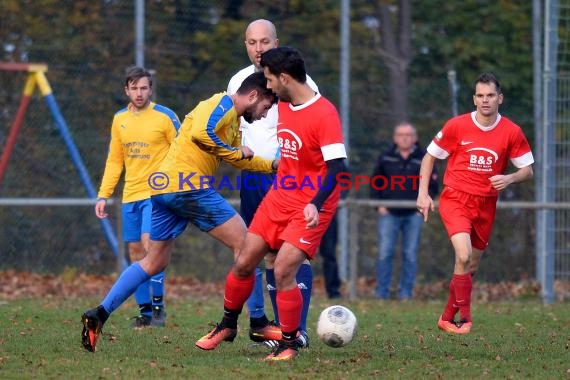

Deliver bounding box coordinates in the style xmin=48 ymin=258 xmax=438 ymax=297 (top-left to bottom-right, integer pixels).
xmin=223 ymin=270 xmax=255 ymax=311
xmin=276 ymin=286 xmax=302 ymax=340
xmin=453 ymin=273 xmax=472 ymax=322
xmin=442 ymin=277 xmax=458 ymax=321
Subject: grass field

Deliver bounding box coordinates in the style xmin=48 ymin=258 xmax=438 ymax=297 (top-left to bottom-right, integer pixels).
xmin=1 ymin=296 xmax=568 ymax=379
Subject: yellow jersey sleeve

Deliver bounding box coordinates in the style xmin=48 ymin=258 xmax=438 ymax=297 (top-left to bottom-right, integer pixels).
xmin=189 ymin=94 xmax=244 ymax=163
xmin=97 ymin=112 xmax=126 ymax=199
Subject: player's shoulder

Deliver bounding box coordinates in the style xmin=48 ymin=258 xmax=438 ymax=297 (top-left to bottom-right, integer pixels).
xmin=150 ymin=103 xmax=181 ymax=127
xmin=497 ymin=114 xmax=522 ymax=130
xmin=114 ymin=106 xmax=129 ymax=117
xmin=314 ymin=94 xmax=340 ymax=115
xmin=447 ymin=112 xmax=471 ymax=125
xmin=152 ymin=103 xmax=178 ymax=117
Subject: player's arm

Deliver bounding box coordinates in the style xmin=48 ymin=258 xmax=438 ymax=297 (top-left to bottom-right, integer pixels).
xmin=304 ymin=158 xmax=347 ymax=228
xmin=310 ymin=158 xmax=347 ymax=210
xmin=416 ymin=153 xmax=437 ymax=222
xmin=226 ymin=132 xmax=276 ymax=172
xmin=96 ymin=121 xmax=124 ymax=218
xmin=229 ymin=154 xmax=276 ymax=173
xmin=165 ymin=111 xmax=181 ymax=143
xmin=489 ymin=164 xmax=533 ymax=191
xmin=190 ymin=103 xmax=248 ymax=163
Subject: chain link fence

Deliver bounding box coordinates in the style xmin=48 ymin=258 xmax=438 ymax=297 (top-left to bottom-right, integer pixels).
xmin=1 ymin=1 xmax=568 ymax=301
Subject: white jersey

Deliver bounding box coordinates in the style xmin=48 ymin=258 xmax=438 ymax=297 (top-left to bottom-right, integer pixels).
xmin=227 ymin=64 xmax=319 ymax=160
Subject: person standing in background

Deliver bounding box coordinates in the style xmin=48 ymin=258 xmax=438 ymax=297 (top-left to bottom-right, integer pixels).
xmin=95 ymin=66 xmax=180 ymax=328
xmin=370 ymin=122 xmax=439 ymax=300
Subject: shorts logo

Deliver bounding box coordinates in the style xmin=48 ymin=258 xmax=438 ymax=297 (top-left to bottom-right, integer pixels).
xmin=299 ymin=237 xmax=311 ymax=245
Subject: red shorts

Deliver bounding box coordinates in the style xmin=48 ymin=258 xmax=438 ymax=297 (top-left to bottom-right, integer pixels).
xmin=249 ymin=192 xmax=337 ymax=259
xmin=438 ymin=186 xmax=497 ymax=250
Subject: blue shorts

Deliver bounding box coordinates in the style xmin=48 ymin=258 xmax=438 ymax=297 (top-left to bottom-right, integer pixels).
xmin=121 ymin=199 xmax=153 ymax=242
xmin=150 ymin=188 xmax=237 ymax=241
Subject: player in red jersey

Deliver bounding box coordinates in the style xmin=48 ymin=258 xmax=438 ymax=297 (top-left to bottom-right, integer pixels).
xmin=196 ymin=47 xmax=347 ymax=361
xmin=416 ymin=72 xmax=534 ymax=334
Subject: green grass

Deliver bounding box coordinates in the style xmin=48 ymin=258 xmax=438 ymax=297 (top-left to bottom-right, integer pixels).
xmin=1 ymin=297 xmax=568 ymax=379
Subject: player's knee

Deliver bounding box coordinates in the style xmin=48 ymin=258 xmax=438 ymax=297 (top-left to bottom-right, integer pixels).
xmin=234 ymin=258 xmax=257 ymax=278
xmin=455 ymin=251 xmax=470 ymax=267
xmin=128 ymin=243 xmax=147 ymax=262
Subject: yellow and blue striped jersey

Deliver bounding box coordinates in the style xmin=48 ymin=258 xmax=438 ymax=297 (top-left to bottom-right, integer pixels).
xmin=97 ymin=102 xmax=180 ymax=202
xmin=155 ymin=92 xmax=273 ymax=194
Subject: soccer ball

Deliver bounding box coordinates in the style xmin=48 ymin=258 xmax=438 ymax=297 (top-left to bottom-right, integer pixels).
xmin=316 ymin=305 xmax=357 ymax=348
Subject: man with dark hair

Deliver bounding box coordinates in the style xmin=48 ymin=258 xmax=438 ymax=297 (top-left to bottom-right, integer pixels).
xmin=371 ymin=122 xmax=439 ymax=300
xmin=196 ymin=47 xmax=347 ymax=361
xmin=81 ymin=71 xmax=278 ymax=352
xmin=227 ymin=19 xmax=319 ymax=347
xmin=417 ymin=72 xmax=534 ymax=334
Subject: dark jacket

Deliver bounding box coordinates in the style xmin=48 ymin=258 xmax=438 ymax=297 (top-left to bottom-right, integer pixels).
xmin=370 ymin=143 xmax=439 ymax=215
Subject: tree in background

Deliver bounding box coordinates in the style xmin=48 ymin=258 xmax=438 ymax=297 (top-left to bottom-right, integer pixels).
xmin=0 ymin=0 xmax=536 ymax=281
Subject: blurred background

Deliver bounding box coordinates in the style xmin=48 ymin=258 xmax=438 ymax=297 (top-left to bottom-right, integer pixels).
xmin=0 ymin=0 xmax=567 ymax=300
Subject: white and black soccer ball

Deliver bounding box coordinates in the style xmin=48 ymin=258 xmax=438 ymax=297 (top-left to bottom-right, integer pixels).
xmin=316 ymin=305 xmax=357 ymax=348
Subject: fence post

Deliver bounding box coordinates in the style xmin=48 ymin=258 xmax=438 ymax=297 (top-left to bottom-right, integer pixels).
xmin=114 ymin=198 xmax=126 ymax=272
xmin=348 ymin=203 xmax=360 ymax=300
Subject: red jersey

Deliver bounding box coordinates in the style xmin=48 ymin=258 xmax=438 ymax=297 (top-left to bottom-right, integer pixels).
xmin=427 ymin=112 xmax=534 ymax=197
xmin=269 ymin=94 xmax=346 ymax=209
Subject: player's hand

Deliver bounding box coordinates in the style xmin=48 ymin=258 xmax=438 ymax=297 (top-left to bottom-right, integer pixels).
xmin=304 ymin=203 xmax=319 ymax=229
xmin=95 ymin=199 xmax=108 ymax=219
xmin=489 ymin=174 xmax=512 ymax=191
xmin=239 ymin=146 xmax=254 ymax=160
xmin=271 ymin=156 xmax=280 ymax=170
xmin=416 ymin=193 xmax=434 ymax=222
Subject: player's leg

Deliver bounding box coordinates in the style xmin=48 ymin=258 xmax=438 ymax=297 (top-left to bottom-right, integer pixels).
xmin=264 ymin=253 xmax=278 ymax=322
xmin=239 ymin=171 xmax=277 ymax=339
xmin=448 ymin=232 xmax=474 ymax=333
xmin=296 ymin=259 xmax=312 ymax=332
xmin=196 ymin=231 xmax=268 ymax=350
xmin=81 ymin=238 xmax=174 ymax=352
xmin=264 ymin=210 xmax=333 ymax=361
xmin=121 ymin=201 xmax=153 ymax=328
xmin=81 ymin=194 xmax=184 ymax=352
xmin=436 ymin=188 xmax=474 ymax=333
xmin=247 ymin=265 xmax=282 ymax=342
xmin=376 ymin=212 xmax=398 ymax=299
xmin=263 ymin=242 xmax=307 ymax=361
xmin=139 ymin=200 xmax=167 ymax=327
xmin=129 ymin=241 xmax=154 ymax=328
xmin=265 ymin=244 xmax=314 ymax=347
xmin=398 ymin=212 xmax=423 ymax=300
xmin=452 ymin=194 xmax=496 ymax=333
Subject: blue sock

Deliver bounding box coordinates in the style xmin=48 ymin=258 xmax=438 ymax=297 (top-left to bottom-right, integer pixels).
xmin=265 ymin=268 xmax=278 ymax=324
xmin=296 ymin=263 xmax=313 ymax=331
xmin=134 ymin=279 xmax=152 ymax=316
xmin=246 ymin=267 xmax=265 ymax=319
xmin=101 ymin=262 xmax=150 ymax=315
xmin=151 ymin=271 xmax=165 ymax=308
